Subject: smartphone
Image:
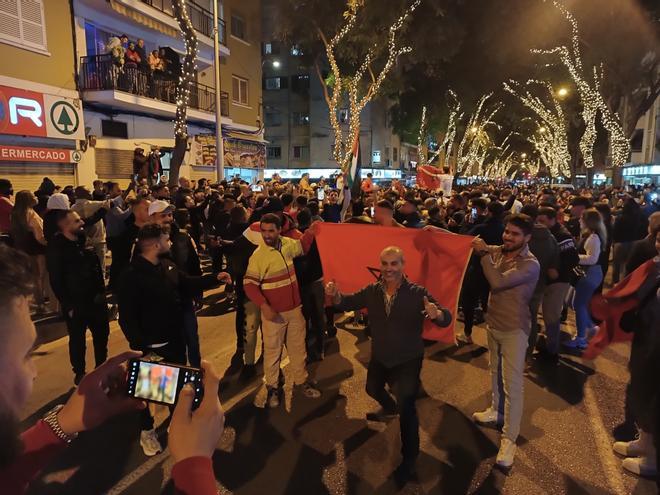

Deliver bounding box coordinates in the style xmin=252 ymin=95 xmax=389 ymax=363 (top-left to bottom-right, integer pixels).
xmin=471 ymin=207 xmax=477 ymax=220
xmin=126 ymin=358 xmax=203 ymax=410
xmin=370 ymin=206 xmax=375 ymax=216
xmin=251 ymin=184 xmax=263 ymax=192
xmin=317 ymin=188 xmax=325 ymax=201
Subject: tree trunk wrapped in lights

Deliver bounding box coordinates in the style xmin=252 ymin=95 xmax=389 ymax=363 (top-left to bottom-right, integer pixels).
xmin=315 ymin=0 xmax=421 ymax=174
xmin=416 ymin=90 xmax=463 ymax=171
xmin=503 ymin=79 xmax=571 ymax=178
xmin=533 ymin=0 xmax=630 ymax=168
xmin=169 ymin=0 xmax=199 ymax=186
xmin=455 ymin=93 xmax=501 ymax=176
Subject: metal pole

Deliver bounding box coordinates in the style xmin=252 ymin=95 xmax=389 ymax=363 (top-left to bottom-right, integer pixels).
xmin=213 ymin=0 xmax=224 ymax=181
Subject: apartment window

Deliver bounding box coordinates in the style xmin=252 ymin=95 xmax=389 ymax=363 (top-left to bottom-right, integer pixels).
xmin=232 ymin=75 xmax=249 ymax=105
xmin=292 ymin=112 xmax=310 ymax=126
xmin=293 ymin=146 xmax=309 ymax=160
xmin=231 ymin=13 xmax=246 ymax=41
xmin=290 ymin=45 xmax=304 ymax=56
xmin=263 ymin=41 xmax=280 ymax=55
xmin=267 ymin=146 xmax=282 ymax=159
xmin=339 ymin=109 xmax=349 ymax=124
xmin=393 ymin=147 xmax=398 ymax=162
xmin=0 ymin=0 xmax=48 ymax=53
xmin=291 ymin=74 xmax=310 ymax=92
xmin=264 ymin=112 xmax=282 ymax=127
xmin=630 ymin=129 xmax=644 ymax=153
xmin=263 ymin=76 xmax=287 ymax=90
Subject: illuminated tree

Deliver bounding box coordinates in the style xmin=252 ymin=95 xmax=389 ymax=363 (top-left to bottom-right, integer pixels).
xmin=455 ymin=93 xmax=501 ymax=176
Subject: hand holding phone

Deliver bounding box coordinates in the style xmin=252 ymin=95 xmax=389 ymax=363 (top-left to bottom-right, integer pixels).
xmin=169 ymin=361 xmax=225 ymax=463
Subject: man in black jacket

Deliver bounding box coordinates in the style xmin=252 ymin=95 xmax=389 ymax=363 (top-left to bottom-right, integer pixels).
xmin=149 ymin=199 xmax=204 ymax=366
xmin=117 ymin=223 xmax=230 ymax=456
xmin=325 ymin=246 xmax=452 ymax=487
xmin=536 ymin=206 xmax=580 ymax=360
xmin=46 ymin=210 xmax=109 ymax=385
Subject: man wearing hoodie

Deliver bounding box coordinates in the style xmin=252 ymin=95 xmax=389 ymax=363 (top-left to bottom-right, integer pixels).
xmin=520 ymin=205 xmax=560 ymax=359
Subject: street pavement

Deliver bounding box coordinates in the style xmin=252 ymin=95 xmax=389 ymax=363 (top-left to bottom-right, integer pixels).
xmin=22 ymin=287 xmax=659 ymax=495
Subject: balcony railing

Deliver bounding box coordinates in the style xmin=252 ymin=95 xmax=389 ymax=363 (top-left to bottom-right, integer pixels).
xmin=79 ymin=54 xmax=229 ymax=116
xmin=139 ymin=0 xmax=226 ymax=43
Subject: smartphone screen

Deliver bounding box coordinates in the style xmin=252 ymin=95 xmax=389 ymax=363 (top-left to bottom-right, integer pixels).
xmin=251 ymin=184 xmax=263 ymax=192
xmin=317 ymin=188 xmax=325 ymax=201
xmin=471 ymin=207 xmax=477 ymax=220
xmin=126 ymin=359 xmax=203 ymax=409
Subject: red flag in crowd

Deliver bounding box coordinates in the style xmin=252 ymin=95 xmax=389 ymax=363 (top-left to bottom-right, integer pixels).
xmin=416 ymin=164 xmax=443 ymax=191
xmin=583 ymin=259 xmax=656 ymax=359
xmin=314 ymin=223 xmax=473 ymax=342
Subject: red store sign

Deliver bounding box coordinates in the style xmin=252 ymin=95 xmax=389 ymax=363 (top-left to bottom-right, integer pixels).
xmin=0 ymin=145 xmax=81 ymax=163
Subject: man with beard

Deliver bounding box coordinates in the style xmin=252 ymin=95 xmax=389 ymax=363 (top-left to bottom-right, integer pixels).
xmin=470 ymin=214 xmax=540 ymax=469
xmin=325 ymin=246 xmax=452 ymax=487
xmin=118 ymin=224 xmax=231 ymax=456
xmin=149 ymin=200 xmax=204 ymax=366
xmin=46 ymin=210 xmax=109 ymax=385
xmin=0 ymin=244 xmax=226 ymax=495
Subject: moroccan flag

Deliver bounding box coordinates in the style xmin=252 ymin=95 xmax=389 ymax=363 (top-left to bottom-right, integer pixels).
xmin=346 ymin=132 xmax=362 ymax=198
xmin=315 ymin=223 xmax=473 ymax=342
xmin=416 ymin=164 xmax=443 ymax=191
xmin=583 ymin=259 xmax=656 ymax=359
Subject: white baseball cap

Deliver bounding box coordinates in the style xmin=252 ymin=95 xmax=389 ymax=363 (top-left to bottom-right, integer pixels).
xmin=148 ymin=199 xmax=175 ymax=216
xmin=46 ymin=193 xmax=70 ymax=211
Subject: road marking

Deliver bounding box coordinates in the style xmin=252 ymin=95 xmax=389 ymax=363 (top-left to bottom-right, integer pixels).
xmin=106 ymin=381 xmax=262 ymax=495
xmin=583 ymin=381 xmax=626 ymax=494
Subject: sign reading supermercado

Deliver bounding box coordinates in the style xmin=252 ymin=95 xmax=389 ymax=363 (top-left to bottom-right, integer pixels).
xmin=0 ymin=145 xmax=81 ymax=163
xmin=0 ymin=84 xmax=85 ymax=140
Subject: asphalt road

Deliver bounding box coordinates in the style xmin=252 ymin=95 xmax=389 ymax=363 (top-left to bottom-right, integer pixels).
xmin=22 ymin=287 xmax=659 ymax=495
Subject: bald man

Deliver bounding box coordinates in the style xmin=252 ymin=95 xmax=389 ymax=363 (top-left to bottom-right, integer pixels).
xmin=325 ymin=246 xmax=452 ymax=487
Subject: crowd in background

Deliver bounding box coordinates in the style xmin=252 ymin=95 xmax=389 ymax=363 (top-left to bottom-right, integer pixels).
xmin=0 ymin=170 xmax=658 ymax=490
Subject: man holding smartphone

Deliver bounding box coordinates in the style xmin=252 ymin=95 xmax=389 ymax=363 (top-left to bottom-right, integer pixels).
xmin=118 ymin=224 xmax=231 ymax=456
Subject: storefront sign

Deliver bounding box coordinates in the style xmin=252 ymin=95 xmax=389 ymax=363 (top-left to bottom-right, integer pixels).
xmin=0 ymin=84 xmax=85 ymax=140
xmin=190 ymin=134 xmax=266 ymax=169
xmin=0 ymin=145 xmax=80 ymax=163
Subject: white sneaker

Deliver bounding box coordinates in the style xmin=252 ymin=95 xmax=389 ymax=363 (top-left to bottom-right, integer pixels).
xmin=613 ymin=430 xmax=653 ymax=457
xmin=622 ymin=456 xmax=658 ymax=477
xmin=496 ymin=438 xmax=516 ymax=468
xmin=140 ymin=429 xmax=163 ymax=457
xmin=472 ymin=407 xmax=501 ymax=426
xmin=456 ymin=332 xmax=473 ymax=345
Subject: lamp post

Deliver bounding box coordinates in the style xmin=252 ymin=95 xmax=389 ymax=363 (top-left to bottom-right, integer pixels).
xmin=213 ymin=0 xmax=224 ymax=181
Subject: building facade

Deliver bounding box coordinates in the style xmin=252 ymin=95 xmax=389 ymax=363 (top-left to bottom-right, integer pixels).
xmin=622 ymin=95 xmax=660 ymax=185
xmin=261 ymin=0 xmax=408 ymax=180
xmin=0 ymin=0 xmax=85 ymax=190
xmin=73 ymin=0 xmax=264 ymax=187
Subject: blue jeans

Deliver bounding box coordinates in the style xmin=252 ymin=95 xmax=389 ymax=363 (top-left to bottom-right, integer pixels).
xmin=573 ymin=265 xmax=603 ymax=339
xmin=183 ymin=300 xmax=201 ymax=367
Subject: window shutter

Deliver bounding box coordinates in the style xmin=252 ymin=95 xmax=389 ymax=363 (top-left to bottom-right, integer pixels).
xmin=279 ymin=76 xmax=288 ymax=89
xmin=0 ymin=0 xmax=47 ymax=52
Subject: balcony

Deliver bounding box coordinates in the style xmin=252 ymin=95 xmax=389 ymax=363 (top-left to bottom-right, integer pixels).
xmin=139 ymin=0 xmax=226 ymax=43
xmin=79 ymin=54 xmax=229 ymax=120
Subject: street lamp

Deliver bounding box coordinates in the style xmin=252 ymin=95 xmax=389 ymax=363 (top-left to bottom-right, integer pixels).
xmin=539 ymin=126 xmax=546 ymax=134
xmin=521 ymin=152 xmax=527 ymax=159
xmin=556 ymin=87 xmax=569 ymax=98
xmin=272 ymin=60 xmax=281 ymax=69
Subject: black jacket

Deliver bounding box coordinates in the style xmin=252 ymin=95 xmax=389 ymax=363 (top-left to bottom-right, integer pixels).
xmin=46 ymin=233 xmax=105 ymax=311
xmin=550 ymin=223 xmax=580 ymax=284
xmin=626 ymin=236 xmax=657 ymax=275
xmin=170 ymin=224 xmax=202 ymax=277
xmin=118 ymin=256 xmax=218 ymax=350
xmin=334 ymin=279 xmax=452 ymax=367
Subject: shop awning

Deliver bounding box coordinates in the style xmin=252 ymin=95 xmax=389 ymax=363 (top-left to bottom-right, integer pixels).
xmin=109 ymin=0 xmax=179 ymax=38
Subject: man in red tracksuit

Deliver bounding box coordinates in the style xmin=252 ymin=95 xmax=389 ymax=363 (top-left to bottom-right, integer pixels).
xmin=0 ymin=244 xmax=223 ymax=495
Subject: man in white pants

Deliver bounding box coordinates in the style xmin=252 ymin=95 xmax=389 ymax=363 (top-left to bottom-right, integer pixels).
xmin=471 ymin=214 xmax=540 ymax=468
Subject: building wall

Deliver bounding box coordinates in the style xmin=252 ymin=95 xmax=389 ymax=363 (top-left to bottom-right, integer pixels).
xmin=0 ymin=0 xmax=76 ymax=91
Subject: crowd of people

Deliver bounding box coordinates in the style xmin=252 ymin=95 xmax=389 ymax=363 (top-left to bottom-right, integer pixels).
xmin=0 ymin=171 xmax=658 ymax=492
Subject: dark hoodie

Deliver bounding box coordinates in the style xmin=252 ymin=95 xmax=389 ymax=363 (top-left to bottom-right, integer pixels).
xmin=528 ymin=223 xmax=560 ymax=292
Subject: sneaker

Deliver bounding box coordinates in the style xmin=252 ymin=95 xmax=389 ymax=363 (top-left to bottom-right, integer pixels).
xmin=563 ymin=336 xmax=588 ymax=350
xmin=614 ymin=432 xmax=652 ymax=457
xmin=455 ymin=332 xmax=473 ymax=345
xmin=74 ymin=372 xmax=85 ymax=386
xmin=295 ymin=381 xmax=321 ymax=399
xmin=472 ymin=407 xmax=502 ymax=426
xmin=140 ymin=429 xmax=163 ymax=457
xmin=496 ymin=438 xmax=516 ymax=468
xmin=266 ymin=387 xmax=280 ymax=408
xmin=622 ymin=456 xmax=658 ymax=477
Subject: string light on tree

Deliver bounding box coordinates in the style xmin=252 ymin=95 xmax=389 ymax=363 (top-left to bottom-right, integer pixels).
xmin=317 ymin=0 xmax=421 ymax=172
xmin=533 ymin=0 xmax=630 ymax=168
xmin=172 ymin=0 xmax=199 ymax=140
xmin=456 ymin=93 xmax=501 ymax=176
